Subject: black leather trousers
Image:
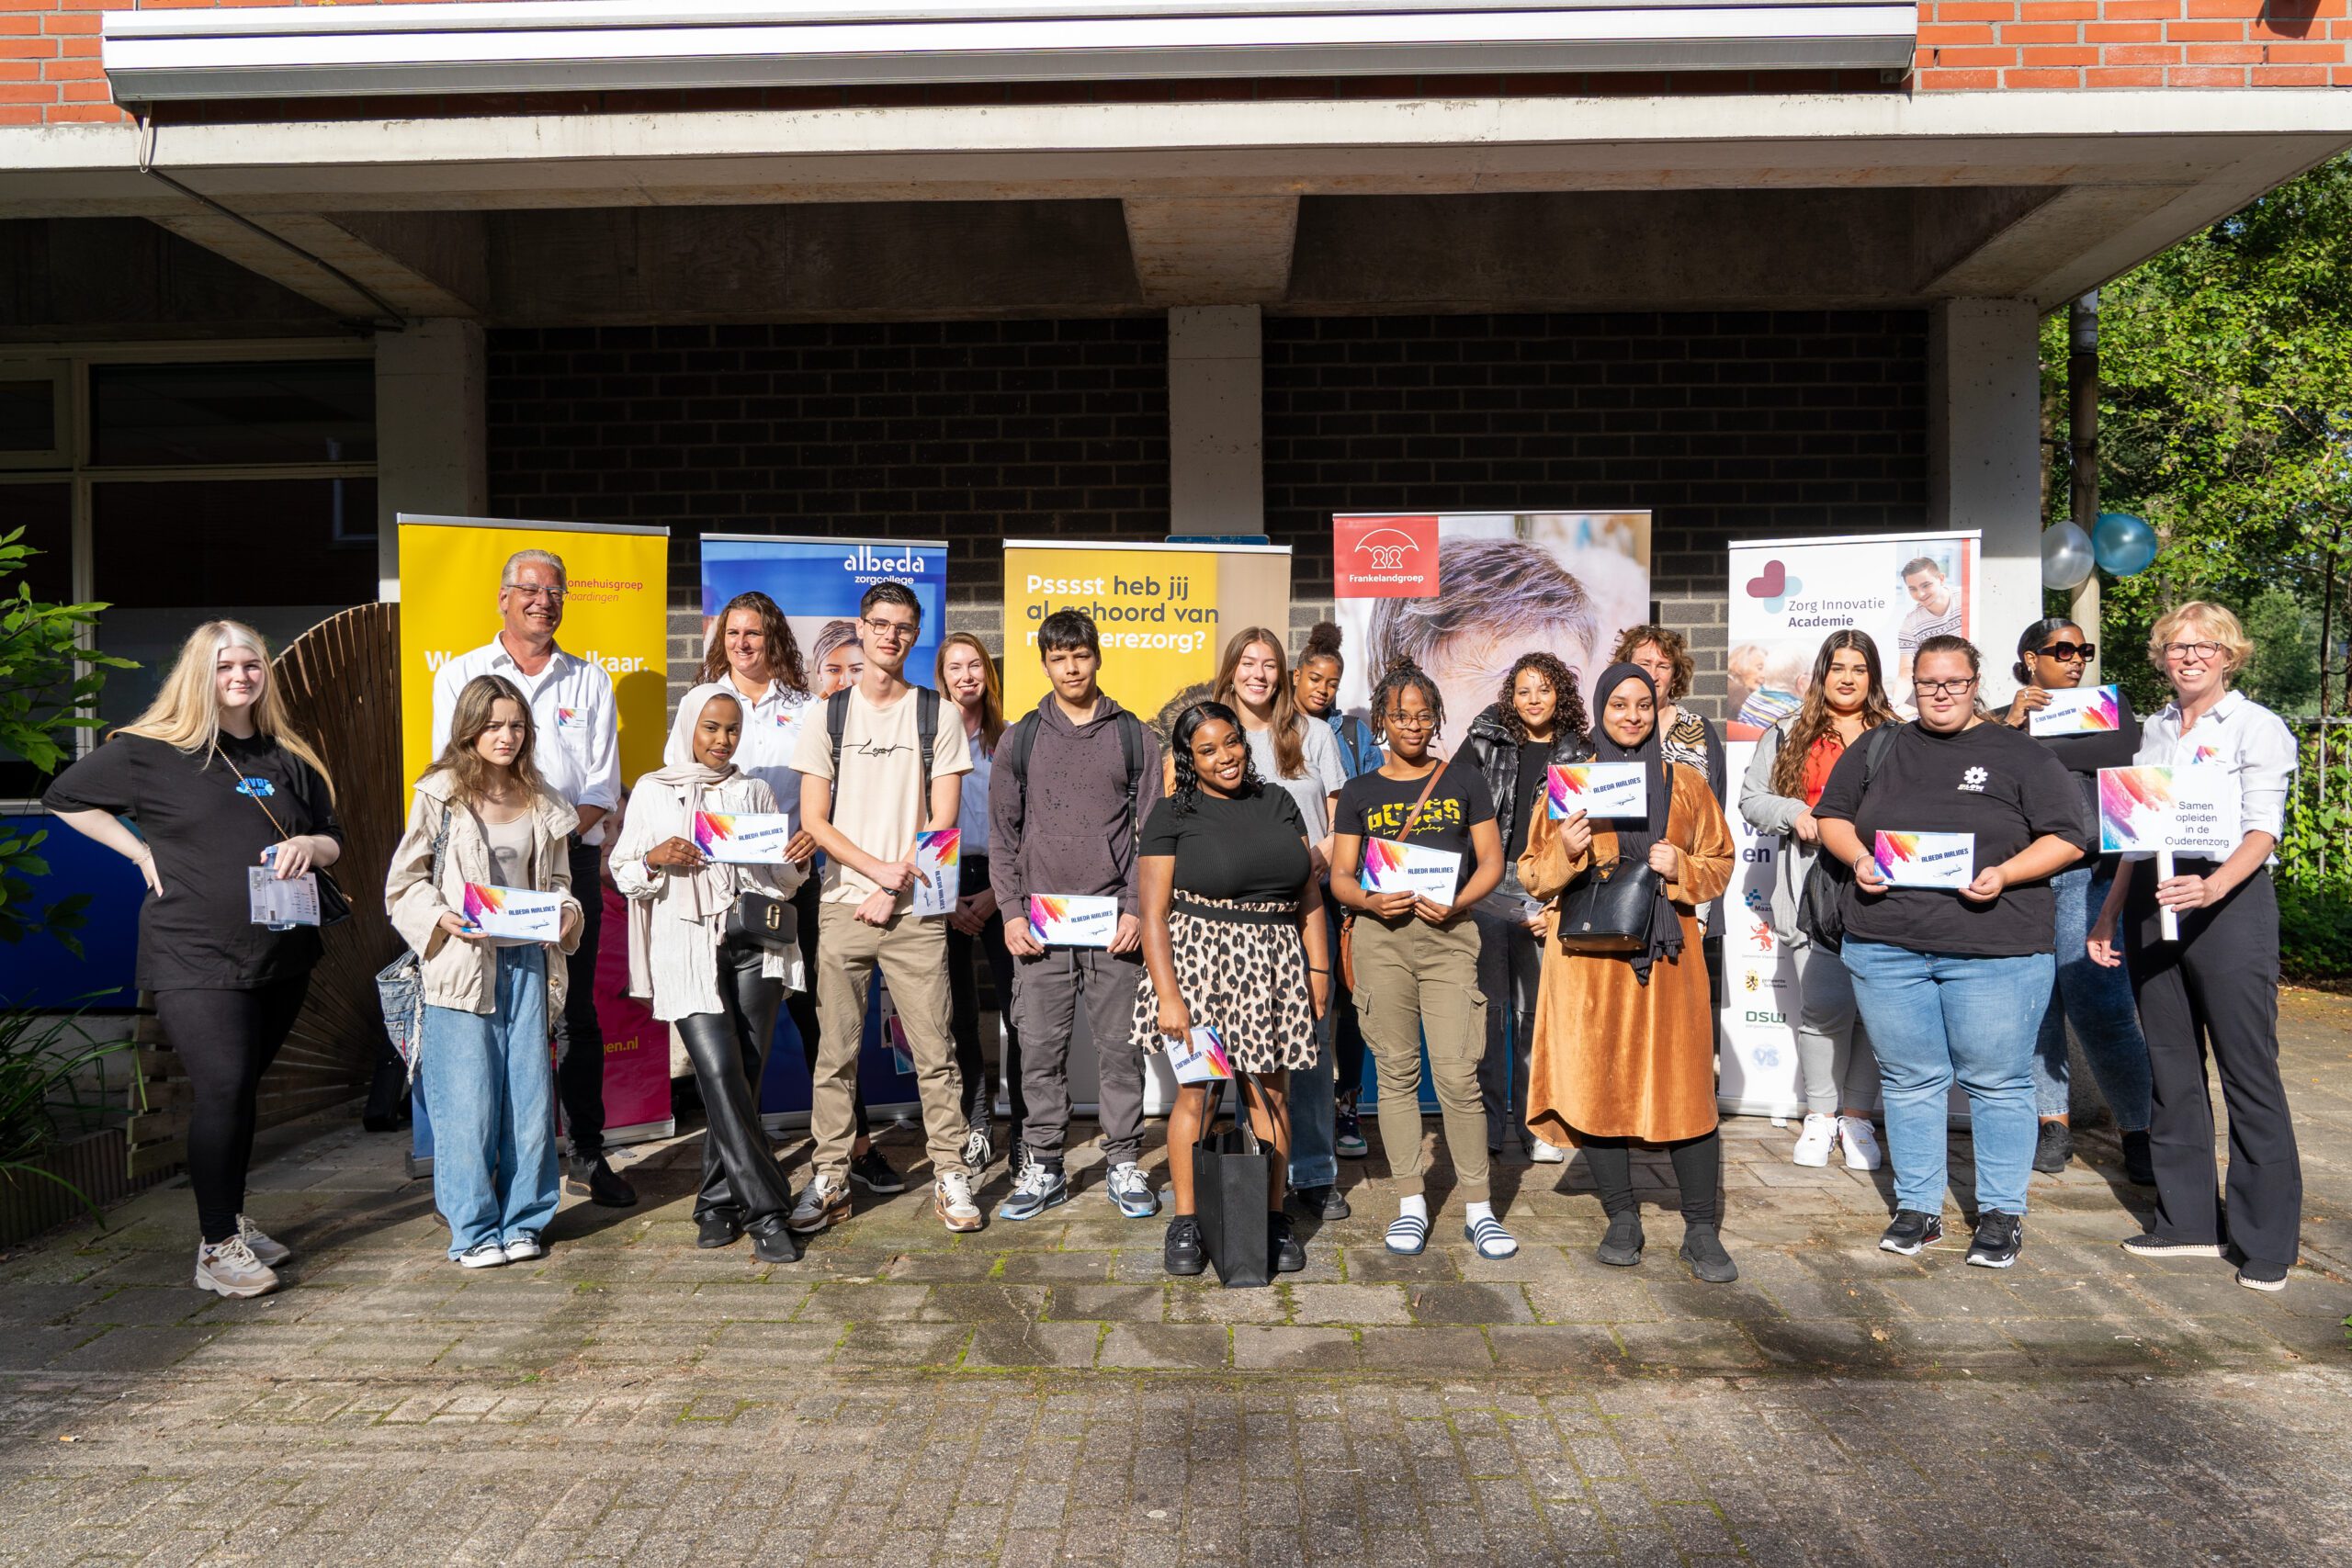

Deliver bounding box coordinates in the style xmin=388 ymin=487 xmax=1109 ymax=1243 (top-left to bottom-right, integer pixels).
xmin=678 ymin=939 xmax=791 ymax=1224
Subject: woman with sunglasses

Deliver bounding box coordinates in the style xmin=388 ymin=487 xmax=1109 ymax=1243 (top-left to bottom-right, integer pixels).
xmin=2090 ymin=603 xmax=2301 ymax=1292
xmin=2004 ymin=619 xmax=2154 ymax=1184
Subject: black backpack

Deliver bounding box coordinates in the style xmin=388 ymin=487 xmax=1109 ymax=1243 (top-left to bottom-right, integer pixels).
xmin=1794 ymin=722 xmax=1898 ymax=953
xmin=998 ymin=705 xmax=1153 ymax=846
xmin=825 ymin=685 xmax=943 ymax=806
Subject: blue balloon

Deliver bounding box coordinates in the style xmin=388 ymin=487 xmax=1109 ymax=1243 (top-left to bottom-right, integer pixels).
xmin=2092 ymin=512 xmax=2158 ymax=577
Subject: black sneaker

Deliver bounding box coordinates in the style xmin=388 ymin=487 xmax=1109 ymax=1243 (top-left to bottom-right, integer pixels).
xmin=1163 ymin=1215 xmax=1205 ymax=1277
xmin=568 ymin=1156 xmax=638 ymax=1208
xmin=695 ymin=1210 xmax=744 ymax=1249
xmin=1966 ymin=1210 xmax=2024 ymax=1269
xmin=2032 ymin=1120 xmax=2072 ymax=1175
xmin=1271 ymin=1213 xmax=1306 ymax=1274
xmin=2120 ymin=1233 xmax=2222 ymax=1258
xmin=1287 ymin=1184 xmax=1351 ymax=1222
xmin=748 ymin=1217 xmax=802 ymax=1266
xmin=2121 ymin=1130 xmax=2156 ymax=1187
xmin=849 ymin=1146 xmax=906 ymax=1196
xmin=1595 ymin=1211 xmax=1645 ymax=1268
xmin=1679 ymin=1224 xmax=1738 ymax=1284
xmin=1879 ymin=1210 xmax=1944 ymax=1256
xmin=2235 ymin=1259 xmax=2289 ymax=1293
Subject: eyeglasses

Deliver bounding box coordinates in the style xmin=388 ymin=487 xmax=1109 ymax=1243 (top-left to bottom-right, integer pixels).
xmin=2036 ymin=641 xmax=2096 ymax=662
xmin=1916 ymin=677 xmax=1978 ymax=698
xmin=1384 ymin=712 xmax=1435 ymax=731
xmin=860 ymin=615 xmax=919 ymax=643
xmin=2163 ymin=640 xmax=2224 ymax=661
xmin=503 ymin=584 xmax=564 ymax=604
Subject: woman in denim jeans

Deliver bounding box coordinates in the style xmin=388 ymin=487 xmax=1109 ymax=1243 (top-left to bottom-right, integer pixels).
xmin=1814 ymin=637 xmax=2091 ymax=1271
xmin=2001 ymin=618 xmax=2154 ymax=1184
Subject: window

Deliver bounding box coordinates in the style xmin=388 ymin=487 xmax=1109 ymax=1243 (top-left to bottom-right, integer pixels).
xmin=91 ymin=360 xmax=375 ymax=468
xmin=0 ymin=363 xmax=70 ymax=469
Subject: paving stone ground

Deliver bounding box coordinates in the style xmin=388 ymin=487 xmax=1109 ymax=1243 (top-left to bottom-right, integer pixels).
xmin=4 ymin=991 xmax=2349 ymax=1565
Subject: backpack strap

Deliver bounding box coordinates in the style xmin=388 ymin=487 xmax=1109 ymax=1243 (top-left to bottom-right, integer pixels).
xmin=825 ymin=689 xmax=851 ymax=780
xmin=1117 ymin=711 xmax=1149 ymax=802
xmin=916 ymin=686 xmax=941 ymax=805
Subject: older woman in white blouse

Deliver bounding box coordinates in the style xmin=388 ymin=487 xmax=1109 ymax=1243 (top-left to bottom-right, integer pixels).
xmin=612 ymin=682 xmax=807 ymax=1264
xmin=2090 ymin=602 xmax=2301 ymax=1292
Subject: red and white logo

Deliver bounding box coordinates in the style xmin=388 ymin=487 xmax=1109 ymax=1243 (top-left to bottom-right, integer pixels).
xmin=1333 ymin=513 xmax=1438 ymax=599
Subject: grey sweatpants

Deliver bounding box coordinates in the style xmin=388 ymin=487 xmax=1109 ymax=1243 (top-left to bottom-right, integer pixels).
xmin=1011 ymin=945 xmax=1148 ymax=1166
xmin=1794 ymin=942 xmax=1880 ymax=1115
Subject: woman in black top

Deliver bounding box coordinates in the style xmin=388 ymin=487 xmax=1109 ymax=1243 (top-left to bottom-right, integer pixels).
xmin=44 ymin=621 xmax=344 ymax=1301
xmin=1333 ymin=661 xmax=1510 ymax=1258
xmin=2003 ymin=617 xmax=2153 ymax=1183
xmin=1459 ymin=651 xmax=1591 ymax=1166
xmin=1815 ymin=637 xmax=2089 ymax=1272
xmin=1133 ymin=701 xmax=1329 ymax=1278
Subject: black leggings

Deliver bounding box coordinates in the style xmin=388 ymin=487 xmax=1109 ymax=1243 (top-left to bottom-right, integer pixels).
xmin=153 ymin=975 xmax=311 ymax=1245
xmin=948 ymin=852 xmax=1025 ymax=1139
xmin=1580 ymin=1131 xmax=1722 ymax=1228
xmin=789 ymin=877 xmax=867 ymax=1138
xmin=676 ymin=942 xmax=792 ymax=1224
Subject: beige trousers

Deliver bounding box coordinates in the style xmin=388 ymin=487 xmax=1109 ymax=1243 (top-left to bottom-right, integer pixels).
xmin=1351 ymin=913 xmax=1490 ymax=1204
xmin=813 ymin=903 xmax=967 ymax=1183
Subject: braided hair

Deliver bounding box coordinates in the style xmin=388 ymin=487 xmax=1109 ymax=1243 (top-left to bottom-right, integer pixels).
xmin=1367 ymin=657 xmax=1445 ymax=742
xmin=1169 ymin=699 xmax=1262 ymax=815
xmin=1491 ymin=650 xmax=1586 ymax=743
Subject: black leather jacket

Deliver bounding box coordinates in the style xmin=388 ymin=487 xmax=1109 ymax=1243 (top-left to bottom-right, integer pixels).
xmin=1459 ymin=702 xmax=1595 ymax=859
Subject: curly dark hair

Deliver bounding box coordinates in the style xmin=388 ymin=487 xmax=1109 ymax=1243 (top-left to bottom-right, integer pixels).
xmin=1366 ymin=658 xmax=1445 ymax=742
xmin=1169 ymin=699 xmax=1261 ymax=815
xmin=1491 ymin=651 xmax=1587 ymax=743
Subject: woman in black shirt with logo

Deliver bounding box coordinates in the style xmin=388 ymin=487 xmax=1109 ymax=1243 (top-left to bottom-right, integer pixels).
xmin=45 ymin=622 xmax=343 ymax=1300
xmin=1815 ymin=636 xmax=2088 ymax=1272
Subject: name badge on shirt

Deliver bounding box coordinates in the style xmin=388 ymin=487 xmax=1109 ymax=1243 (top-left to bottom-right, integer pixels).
xmin=554 ymin=706 xmax=588 ymax=732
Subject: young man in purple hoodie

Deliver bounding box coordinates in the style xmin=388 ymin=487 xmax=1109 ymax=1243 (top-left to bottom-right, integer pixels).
xmin=990 ymin=610 xmax=1163 ymax=1220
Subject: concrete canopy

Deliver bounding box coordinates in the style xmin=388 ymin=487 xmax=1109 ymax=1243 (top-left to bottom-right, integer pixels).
xmin=0 ymin=90 xmax=2348 ymax=330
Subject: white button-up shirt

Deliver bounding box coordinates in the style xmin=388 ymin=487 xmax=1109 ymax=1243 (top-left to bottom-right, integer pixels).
xmin=2129 ymin=687 xmax=2297 ymax=862
xmin=430 ymin=636 xmax=622 ymax=845
xmin=714 ymin=670 xmax=815 ymax=831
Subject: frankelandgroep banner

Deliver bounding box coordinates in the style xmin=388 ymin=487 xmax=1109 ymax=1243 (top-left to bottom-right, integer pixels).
xmin=396 ymin=513 xmax=671 ymax=786
xmin=1717 ymin=529 xmax=1980 ymax=1115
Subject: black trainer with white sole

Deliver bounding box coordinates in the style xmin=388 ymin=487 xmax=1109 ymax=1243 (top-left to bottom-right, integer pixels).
xmin=1966 ymin=1210 xmax=2024 ymax=1268
xmin=1879 ymin=1210 xmax=1944 ymax=1256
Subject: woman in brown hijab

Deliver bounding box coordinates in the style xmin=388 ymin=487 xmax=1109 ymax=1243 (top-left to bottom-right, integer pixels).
xmin=1518 ymin=663 xmax=1738 ymax=1282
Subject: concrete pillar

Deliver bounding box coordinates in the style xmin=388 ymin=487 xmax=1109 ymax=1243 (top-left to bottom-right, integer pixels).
xmin=1928 ymin=299 xmax=2042 ymax=701
xmin=1167 ymin=305 xmax=1262 ymax=536
xmin=374 ymin=319 xmax=489 ymax=599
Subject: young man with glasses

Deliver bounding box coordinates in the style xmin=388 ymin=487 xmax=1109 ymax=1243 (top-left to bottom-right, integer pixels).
xmin=787 ymin=581 xmax=983 ymax=1234
xmin=429 ymin=547 xmax=632 ymax=1208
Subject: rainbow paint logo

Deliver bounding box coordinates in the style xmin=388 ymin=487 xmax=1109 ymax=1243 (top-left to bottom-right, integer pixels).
xmin=2098 ymin=766 xmax=2174 ymax=852
xmin=1027 ymin=894 xmax=1119 ymax=946
xmin=1871 ymin=830 xmax=1973 ymax=889
xmin=2191 ymin=744 xmax=2221 ymax=764
xmin=461 ymin=882 xmax=515 ymax=924
xmin=919 ymin=829 xmax=960 ymax=870
xmin=1359 ymin=837 xmax=1413 ymax=889
xmin=555 ymin=706 xmax=583 ymax=728
xmin=1170 ymin=1024 xmax=1234 ymax=1084
xmin=1546 ymin=761 xmax=1645 ymax=818
xmin=692 ymin=811 xmax=739 ymax=853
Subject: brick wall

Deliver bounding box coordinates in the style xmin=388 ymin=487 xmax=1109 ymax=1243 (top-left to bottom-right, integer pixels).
xmin=4 ymin=0 xmax=2344 ymax=124
xmin=1262 ymin=312 xmax=1930 ymax=716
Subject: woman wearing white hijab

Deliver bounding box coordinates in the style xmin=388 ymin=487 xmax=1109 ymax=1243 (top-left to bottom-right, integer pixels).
xmin=611 ymin=682 xmax=808 ymax=1263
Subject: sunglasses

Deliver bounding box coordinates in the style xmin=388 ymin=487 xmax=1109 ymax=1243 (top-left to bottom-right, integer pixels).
xmin=2036 ymin=641 xmax=2096 ymax=661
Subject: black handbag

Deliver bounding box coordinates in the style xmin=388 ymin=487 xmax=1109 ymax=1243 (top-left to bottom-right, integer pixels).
xmin=1555 ymin=856 xmax=1663 ymax=953
xmin=1193 ymin=1071 xmax=1275 ymax=1289
xmin=724 ymin=889 xmax=794 ymax=946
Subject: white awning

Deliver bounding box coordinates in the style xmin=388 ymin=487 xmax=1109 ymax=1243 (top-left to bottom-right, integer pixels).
xmin=102 ymin=0 xmax=1919 ymax=103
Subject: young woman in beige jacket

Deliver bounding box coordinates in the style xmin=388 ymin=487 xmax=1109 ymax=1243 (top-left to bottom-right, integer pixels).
xmin=385 ymin=673 xmax=582 ymax=1268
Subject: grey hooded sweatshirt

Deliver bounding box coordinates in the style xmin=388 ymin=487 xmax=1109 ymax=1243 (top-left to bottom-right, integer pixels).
xmin=989 ymin=692 xmax=1162 ymax=919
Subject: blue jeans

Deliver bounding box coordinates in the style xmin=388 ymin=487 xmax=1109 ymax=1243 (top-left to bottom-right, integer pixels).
xmin=1287 ymin=1010 xmax=1337 ymax=1190
xmin=2030 ymin=863 xmax=2154 ymax=1130
xmin=419 ymin=946 xmax=557 ymax=1258
xmin=1840 ymin=941 xmax=2052 ymax=1218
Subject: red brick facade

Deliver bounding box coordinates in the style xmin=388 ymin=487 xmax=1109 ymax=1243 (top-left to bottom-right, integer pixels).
xmin=1 ymin=0 xmax=2344 ymax=126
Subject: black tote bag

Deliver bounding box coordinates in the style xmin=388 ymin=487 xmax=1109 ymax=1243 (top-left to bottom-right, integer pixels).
xmin=1193 ymin=1072 xmax=1275 ymax=1289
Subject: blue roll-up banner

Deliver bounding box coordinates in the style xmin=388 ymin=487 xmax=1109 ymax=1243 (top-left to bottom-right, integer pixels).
xmin=698 ymin=534 xmax=950 ymax=1129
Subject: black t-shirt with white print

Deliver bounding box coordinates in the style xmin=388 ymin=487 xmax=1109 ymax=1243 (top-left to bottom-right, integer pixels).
xmin=1813 ymin=719 xmax=2092 ymax=958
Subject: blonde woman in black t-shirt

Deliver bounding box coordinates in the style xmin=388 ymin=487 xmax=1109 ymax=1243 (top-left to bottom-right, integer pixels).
xmin=45 ymin=621 xmax=344 ymax=1300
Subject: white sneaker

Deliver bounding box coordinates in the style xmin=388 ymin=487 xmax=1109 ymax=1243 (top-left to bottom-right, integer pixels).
xmin=1529 ymin=1140 xmax=1567 ymax=1165
xmin=934 ymin=1170 xmax=984 ymax=1233
xmin=194 ymin=1235 xmax=280 ymax=1298
xmin=457 ymin=1242 xmax=509 ymax=1269
xmin=502 ymin=1231 xmax=544 ymax=1263
xmin=1838 ymin=1116 xmax=1883 ymax=1172
xmin=1792 ymin=1112 xmax=1837 ymax=1168
xmin=235 ymin=1213 xmax=290 ymax=1268
xmin=788 ymin=1173 xmax=850 ymax=1235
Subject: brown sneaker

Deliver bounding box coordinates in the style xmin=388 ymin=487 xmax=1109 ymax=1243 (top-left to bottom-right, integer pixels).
xmin=786 ymin=1174 xmax=851 ymax=1235
xmin=194 ymin=1236 xmax=280 ymax=1299
xmin=934 ymin=1171 xmax=984 ymax=1233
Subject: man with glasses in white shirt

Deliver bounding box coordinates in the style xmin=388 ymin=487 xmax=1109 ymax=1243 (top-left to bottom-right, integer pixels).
xmin=429 ymin=547 xmax=633 ymax=1207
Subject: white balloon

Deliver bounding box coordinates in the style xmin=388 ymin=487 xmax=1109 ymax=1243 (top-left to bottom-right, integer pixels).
xmin=2041 ymin=522 xmax=2095 ymax=591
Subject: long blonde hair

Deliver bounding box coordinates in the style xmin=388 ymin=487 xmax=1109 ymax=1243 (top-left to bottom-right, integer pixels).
xmin=116 ymin=620 xmax=335 ymax=800
xmin=426 ymin=674 xmax=548 ymax=808
xmin=1213 ymin=626 xmax=1305 ymax=779
xmin=935 ymin=632 xmax=1005 ymax=751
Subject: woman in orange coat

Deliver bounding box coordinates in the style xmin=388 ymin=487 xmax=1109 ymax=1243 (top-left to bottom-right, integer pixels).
xmin=1519 ymin=663 xmax=1737 ymax=1282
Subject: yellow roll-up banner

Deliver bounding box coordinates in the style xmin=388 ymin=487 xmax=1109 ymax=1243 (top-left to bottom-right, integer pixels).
xmin=1001 ymin=539 xmax=1293 ymax=722
xmin=396 ymin=513 xmax=671 ymax=786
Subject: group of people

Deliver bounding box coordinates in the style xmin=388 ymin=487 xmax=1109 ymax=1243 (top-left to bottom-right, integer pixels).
xmin=44 ymin=545 xmax=2302 ymax=1300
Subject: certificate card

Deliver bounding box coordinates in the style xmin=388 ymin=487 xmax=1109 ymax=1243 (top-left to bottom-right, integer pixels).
xmin=1166 ymin=1025 xmax=1234 ymax=1085
xmin=247 ymin=867 xmax=321 ymax=927
xmin=1029 ymin=894 xmax=1119 ymax=948
xmin=1359 ymin=836 xmax=1463 ymax=908
xmin=693 ymin=810 xmax=792 ymax=864
xmin=911 ymin=829 xmax=961 ymax=918
xmin=461 ymin=882 xmax=563 ymax=941
xmin=1547 ymin=762 xmax=1648 ymax=819
xmin=2029 ymin=684 xmax=2122 ymax=738
xmin=2098 ymin=766 xmax=2232 ymax=856
xmin=1872 ymin=831 xmax=1975 ymax=891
